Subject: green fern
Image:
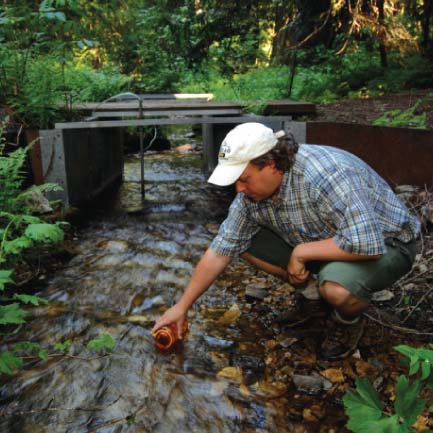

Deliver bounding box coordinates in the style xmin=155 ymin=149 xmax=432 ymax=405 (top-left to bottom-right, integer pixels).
xmin=373 ymin=99 xmax=427 ymax=129
xmin=0 ymin=119 xmax=66 ymax=376
xmin=0 ymin=120 xmax=65 ymax=267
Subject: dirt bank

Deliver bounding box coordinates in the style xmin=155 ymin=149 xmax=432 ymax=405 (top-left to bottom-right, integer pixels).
xmin=312 ymin=89 xmax=433 ymax=129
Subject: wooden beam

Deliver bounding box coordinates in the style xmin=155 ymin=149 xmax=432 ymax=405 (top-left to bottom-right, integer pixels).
xmin=74 ymin=100 xmax=244 ymax=111
xmin=55 ymin=115 xmax=292 ymax=130
xmin=72 ymin=99 xmax=315 ymax=115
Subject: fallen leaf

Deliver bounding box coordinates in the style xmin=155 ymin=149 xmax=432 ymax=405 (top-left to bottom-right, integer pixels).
xmin=320 ymin=368 xmax=345 ymax=383
xmin=217 ymin=366 xmax=243 ymax=383
xmin=309 ymin=403 xmax=325 ymax=420
xmin=264 ymin=339 xmax=279 ymax=350
xmin=265 ymin=353 xmax=278 ymax=367
xmin=239 ymin=383 xmax=251 ymax=397
xmin=355 ymin=360 xmax=377 ymax=377
xmin=342 ymin=361 xmax=357 ymax=379
xmin=413 ymin=415 xmax=430 ymax=431
xmin=250 ymin=380 xmax=288 ymax=399
xmin=218 ymin=303 xmax=241 ymax=325
xmin=303 ymin=408 xmax=318 ymax=422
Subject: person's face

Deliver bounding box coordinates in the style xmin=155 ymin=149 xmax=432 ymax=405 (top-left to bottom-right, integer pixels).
xmin=235 ymin=161 xmax=283 ymax=201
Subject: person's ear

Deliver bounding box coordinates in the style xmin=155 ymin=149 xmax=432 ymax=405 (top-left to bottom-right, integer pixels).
xmin=266 ymin=160 xmax=277 ymax=172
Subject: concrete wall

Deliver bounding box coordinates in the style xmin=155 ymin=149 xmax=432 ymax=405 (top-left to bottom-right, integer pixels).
xmin=40 ymin=128 xmax=123 ymax=207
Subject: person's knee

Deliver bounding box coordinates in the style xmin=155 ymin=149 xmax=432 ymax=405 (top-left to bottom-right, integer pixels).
xmin=319 ymin=280 xmax=353 ymax=307
xmin=240 ymin=251 xmax=252 ymax=261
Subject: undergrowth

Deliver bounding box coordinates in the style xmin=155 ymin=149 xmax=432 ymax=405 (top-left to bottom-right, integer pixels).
xmin=180 ymin=45 xmax=433 ymax=108
xmin=0 ymin=119 xmax=66 ymax=374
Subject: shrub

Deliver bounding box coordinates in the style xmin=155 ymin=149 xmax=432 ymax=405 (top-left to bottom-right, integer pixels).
xmin=64 ymin=62 xmax=132 ymax=102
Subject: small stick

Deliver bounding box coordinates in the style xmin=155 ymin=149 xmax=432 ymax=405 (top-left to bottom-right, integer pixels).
xmin=365 ymin=313 xmax=433 ymax=336
xmin=21 ymin=353 xmax=109 ymax=361
xmin=0 ymin=397 xmax=120 ymax=418
xmin=401 ymin=284 xmax=433 ymax=324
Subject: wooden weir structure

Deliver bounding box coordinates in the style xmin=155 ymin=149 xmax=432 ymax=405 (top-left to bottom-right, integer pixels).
xmin=39 ymin=94 xmax=433 ymax=208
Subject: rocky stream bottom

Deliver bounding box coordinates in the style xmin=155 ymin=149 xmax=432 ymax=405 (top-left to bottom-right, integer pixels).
xmin=1 ymin=134 xmax=432 ymax=433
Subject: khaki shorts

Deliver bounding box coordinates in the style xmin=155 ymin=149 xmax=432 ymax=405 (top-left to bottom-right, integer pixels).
xmin=246 ymin=227 xmax=417 ymax=303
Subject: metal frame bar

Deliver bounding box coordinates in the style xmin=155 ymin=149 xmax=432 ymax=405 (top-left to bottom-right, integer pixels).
xmin=89 ymin=109 xmax=243 ymax=118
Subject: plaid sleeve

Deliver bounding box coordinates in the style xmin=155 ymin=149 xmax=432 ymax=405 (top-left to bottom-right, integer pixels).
xmin=210 ymin=195 xmax=260 ymax=257
xmin=312 ymin=171 xmax=386 ymax=256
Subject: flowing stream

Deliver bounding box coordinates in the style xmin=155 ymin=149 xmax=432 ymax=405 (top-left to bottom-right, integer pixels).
xmin=0 ymin=127 xmax=341 ymax=433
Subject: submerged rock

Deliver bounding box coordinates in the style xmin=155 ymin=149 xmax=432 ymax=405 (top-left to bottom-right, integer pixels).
xmin=292 ymin=373 xmax=332 ymax=395
xmin=25 ymin=188 xmax=53 ymax=213
xmin=372 ymin=289 xmax=395 ymax=302
xmin=245 ymin=286 xmax=268 ymax=301
xmin=98 ymin=239 xmax=129 ymax=252
xmin=203 ymin=335 xmax=235 ymax=349
xmin=132 ymin=294 xmax=166 ymax=312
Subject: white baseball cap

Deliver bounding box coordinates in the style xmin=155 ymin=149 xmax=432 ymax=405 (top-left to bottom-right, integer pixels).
xmin=208 ymin=122 xmax=285 ymax=186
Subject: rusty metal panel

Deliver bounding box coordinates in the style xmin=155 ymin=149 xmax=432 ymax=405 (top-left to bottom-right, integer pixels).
xmin=25 ymin=129 xmax=44 ymax=185
xmin=306 ymin=122 xmax=433 ymax=188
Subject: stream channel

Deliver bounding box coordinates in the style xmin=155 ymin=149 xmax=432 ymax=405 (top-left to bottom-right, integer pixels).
xmin=1 ymin=127 xmax=347 ymax=433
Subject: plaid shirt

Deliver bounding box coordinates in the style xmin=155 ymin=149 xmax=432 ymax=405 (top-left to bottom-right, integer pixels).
xmin=210 ymin=144 xmax=420 ymax=257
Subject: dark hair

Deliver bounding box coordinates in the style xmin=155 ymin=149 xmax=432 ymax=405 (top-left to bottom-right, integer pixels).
xmin=250 ymin=131 xmax=299 ymax=173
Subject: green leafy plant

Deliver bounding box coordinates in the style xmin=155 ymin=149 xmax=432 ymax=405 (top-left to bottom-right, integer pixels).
xmin=373 ymin=99 xmax=427 ymax=129
xmin=394 ymin=345 xmax=433 ymax=390
xmin=86 ymin=333 xmax=116 ymax=353
xmin=54 ymin=339 xmax=72 ymax=353
xmin=0 ymin=351 xmax=23 ymax=375
xmin=343 ymin=344 xmax=433 ymax=433
xmin=1 ymin=334 xmax=116 ymax=375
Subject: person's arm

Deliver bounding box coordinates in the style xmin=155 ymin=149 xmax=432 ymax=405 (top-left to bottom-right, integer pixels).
xmin=152 ymin=248 xmax=232 ymax=337
xmin=288 ymin=237 xmax=382 ymax=284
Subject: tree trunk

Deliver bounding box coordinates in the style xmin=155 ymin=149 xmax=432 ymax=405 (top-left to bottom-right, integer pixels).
xmin=377 ymin=0 xmax=388 ymax=67
xmin=422 ymin=0 xmax=433 ymax=50
xmin=270 ymin=0 xmax=333 ymax=65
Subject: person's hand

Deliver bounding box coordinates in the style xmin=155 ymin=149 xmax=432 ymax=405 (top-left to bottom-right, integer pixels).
xmin=287 ymin=248 xmax=310 ymax=285
xmin=152 ymin=303 xmax=188 ymax=339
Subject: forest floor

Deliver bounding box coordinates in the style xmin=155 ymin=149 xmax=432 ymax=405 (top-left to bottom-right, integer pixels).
xmin=312 ymin=88 xmax=433 ymax=129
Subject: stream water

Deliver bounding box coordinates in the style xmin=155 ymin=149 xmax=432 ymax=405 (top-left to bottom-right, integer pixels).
xmin=0 ymin=127 xmax=346 ymax=433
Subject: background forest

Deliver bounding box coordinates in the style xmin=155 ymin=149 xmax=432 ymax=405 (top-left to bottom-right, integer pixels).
xmin=1 ymin=0 xmax=433 ymax=128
